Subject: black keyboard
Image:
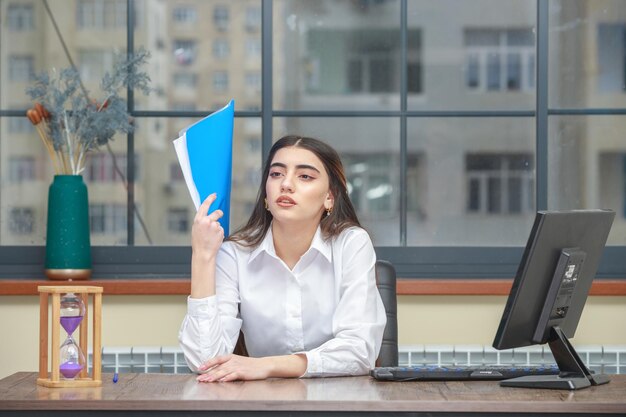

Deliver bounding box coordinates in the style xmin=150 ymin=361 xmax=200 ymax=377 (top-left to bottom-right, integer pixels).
xmin=370 ymin=364 xmax=560 ymax=381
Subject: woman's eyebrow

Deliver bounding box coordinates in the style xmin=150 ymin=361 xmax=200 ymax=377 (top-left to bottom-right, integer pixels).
xmin=270 ymin=162 xmax=321 ymax=173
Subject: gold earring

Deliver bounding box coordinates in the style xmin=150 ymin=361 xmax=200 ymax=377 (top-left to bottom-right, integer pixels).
xmin=326 ymin=207 xmax=332 ymax=216
xmin=264 ymin=198 xmax=269 ymax=210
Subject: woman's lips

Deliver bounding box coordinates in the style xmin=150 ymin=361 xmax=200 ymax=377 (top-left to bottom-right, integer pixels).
xmin=276 ymin=196 xmax=296 ymax=207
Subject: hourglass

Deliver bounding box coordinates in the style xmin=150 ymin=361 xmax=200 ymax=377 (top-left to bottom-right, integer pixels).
xmin=37 ymin=285 xmax=102 ymax=388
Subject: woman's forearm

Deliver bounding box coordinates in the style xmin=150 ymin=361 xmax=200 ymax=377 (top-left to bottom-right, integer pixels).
xmin=190 ymin=253 xmax=217 ymax=299
xmin=263 ymin=354 xmax=308 ymax=378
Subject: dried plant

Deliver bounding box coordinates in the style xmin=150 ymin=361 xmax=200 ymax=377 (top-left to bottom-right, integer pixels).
xmin=25 ymin=48 xmax=152 ymax=175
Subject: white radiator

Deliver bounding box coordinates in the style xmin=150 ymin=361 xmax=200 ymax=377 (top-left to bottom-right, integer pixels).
xmin=88 ymin=344 xmax=626 ymax=375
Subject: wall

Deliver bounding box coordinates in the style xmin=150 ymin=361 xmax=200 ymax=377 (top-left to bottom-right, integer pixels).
xmin=1 ymin=294 xmax=625 ymax=379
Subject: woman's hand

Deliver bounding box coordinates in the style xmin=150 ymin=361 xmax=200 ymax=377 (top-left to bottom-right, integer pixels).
xmin=196 ymin=354 xmax=307 ymax=382
xmin=196 ymin=354 xmax=272 ymax=382
xmin=192 ymin=193 xmax=224 ymax=261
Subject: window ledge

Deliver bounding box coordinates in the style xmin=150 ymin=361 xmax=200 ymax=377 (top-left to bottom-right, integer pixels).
xmin=1 ymin=279 xmax=625 ymax=296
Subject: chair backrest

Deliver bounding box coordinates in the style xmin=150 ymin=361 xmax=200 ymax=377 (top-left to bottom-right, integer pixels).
xmin=375 ymin=259 xmax=399 ymax=367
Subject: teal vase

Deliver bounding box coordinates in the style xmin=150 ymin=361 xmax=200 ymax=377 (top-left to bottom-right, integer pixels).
xmin=45 ymin=175 xmax=92 ymax=280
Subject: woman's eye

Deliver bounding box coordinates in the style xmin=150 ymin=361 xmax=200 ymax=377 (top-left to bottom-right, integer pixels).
xmin=269 ymin=172 xmax=282 ymax=177
xmin=300 ymin=174 xmax=313 ymax=180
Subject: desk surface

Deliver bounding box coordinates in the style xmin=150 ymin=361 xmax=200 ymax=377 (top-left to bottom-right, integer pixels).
xmin=1 ymin=372 xmax=626 ymax=416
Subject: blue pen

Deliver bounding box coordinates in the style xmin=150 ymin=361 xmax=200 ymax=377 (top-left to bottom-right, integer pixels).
xmin=113 ymin=373 xmax=118 ymax=383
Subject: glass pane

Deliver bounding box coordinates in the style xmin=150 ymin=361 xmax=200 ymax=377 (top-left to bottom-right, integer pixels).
xmin=273 ymin=0 xmax=401 ymax=111
xmin=135 ymin=0 xmax=262 ymax=111
xmin=548 ymin=116 xmax=626 ymax=245
xmin=0 ymin=0 xmax=127 ymax=246
xmin=408 ymin=0 xmax=536 ymax=110
xmin=134 ymin=117 xmax=261 ymax=245
xmin=273 ymin=118 xmax=400 ymax=246
xmin=1 ymin=0 xmax=127 ymax=109
xmin=407 ymin=118 xmax=535 ymax=246
xmin=550 ymin=0 xmax=626 ymax=108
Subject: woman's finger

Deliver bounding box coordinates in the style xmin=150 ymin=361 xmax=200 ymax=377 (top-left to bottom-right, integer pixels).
xmin=195 ymin=193 xmax=217 ymax=221
xmin=207 ymin=209 xmax=224 ymax=223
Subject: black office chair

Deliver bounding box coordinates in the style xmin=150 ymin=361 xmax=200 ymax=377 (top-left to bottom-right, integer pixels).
xmin=233 ymin=260 xmax=399 ymax=367
xmin=375 ymin=259 xmax=399 ymax=367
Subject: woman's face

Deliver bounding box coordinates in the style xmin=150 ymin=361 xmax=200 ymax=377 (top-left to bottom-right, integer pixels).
xmin=265 ymin=146 xmax=333 ymax=226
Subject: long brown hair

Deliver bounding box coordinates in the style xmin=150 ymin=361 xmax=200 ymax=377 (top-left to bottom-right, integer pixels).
xmin=228 ymin=135 xmax=361 ymax=247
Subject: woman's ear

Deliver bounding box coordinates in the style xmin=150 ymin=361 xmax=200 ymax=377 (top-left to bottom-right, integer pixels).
xmin=324 ymin=192 xmax=334 ymax=210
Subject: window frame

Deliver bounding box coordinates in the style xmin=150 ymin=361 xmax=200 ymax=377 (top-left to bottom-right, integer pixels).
xmin=1 ymin=0 xmax=626 ymax=280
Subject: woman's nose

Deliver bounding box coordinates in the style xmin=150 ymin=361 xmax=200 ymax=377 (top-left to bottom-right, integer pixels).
xmin=280 ymin=176 xmax=294 ymax=192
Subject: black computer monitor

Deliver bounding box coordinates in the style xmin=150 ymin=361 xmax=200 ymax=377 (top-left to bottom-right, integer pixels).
xmin=492 ymin=209 xmax=615 ymax=390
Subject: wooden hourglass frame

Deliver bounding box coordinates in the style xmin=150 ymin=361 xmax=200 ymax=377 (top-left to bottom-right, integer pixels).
xmin=37 ymin=285 xmax=102 ymax=388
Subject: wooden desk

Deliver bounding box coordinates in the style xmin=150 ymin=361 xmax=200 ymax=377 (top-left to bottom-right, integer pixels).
xmin=1 ymin=372 xmax=625 ymax=416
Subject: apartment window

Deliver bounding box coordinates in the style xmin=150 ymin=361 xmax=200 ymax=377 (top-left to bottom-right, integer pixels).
xmin=213 ymin=39 xmax=230 ymax=59
xmin=173 ymin=40 xmax=197 ymax=66
xmin=306 ymin=29 xmax=421 ymax=94
xmin=77 ymin=0 xmax=126 ymax=29
xmin=173 ymin=73 xmax=197 ymax=88
xmin=8 ymin=118 xmax=34 ymax=133
xmin=84 ymin=153 xmax=135 ymax=183
xmin=168 ymin=208 xmax=189 ymax=233
xmin=8 ymin=55 xmax=34 ymax=81
xmin=8 ymin=156 xmax=36 ymax=183
xmin=466 ymin=153 xmax=534 ymax=215
xmin=78 ymin=50 xmax=114 ymax=82
xmin=213 ymin=72 xmax=229 ymax=92
xmin=9 ymin=208 xmax=34 ymax=235
xmin=245 ymin=38 xmax=261 ymax=58
xmin=172 ymin=6 xmax=197 ymax=24
xmin=344 ymin=154 xmax=398 ymax=217
xmin=245 ymin=72 xmax=261 ymax=94
xmin=7 ymin=3 xmax=34 ymax=30
xmin=90 ymin=204 xmax=126 ymax=234
xmin=245 ymin=6 xmax=261 ymax=32
xmin=465 ymin=28 xmax=535 ymax=92
xmin=170 ymin=163 xmax=184 ymax=182
xmin=598 ymin=24 xmax=626 ymax=92
xmin=213 ymin=6 xmax=229 ymax=31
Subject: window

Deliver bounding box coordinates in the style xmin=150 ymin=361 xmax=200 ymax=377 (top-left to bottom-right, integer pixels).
xmin=78 ymin=50 xmax=115 ymax=82
xmin=170 ymin=163 xmax=184 ymax=182
xmin=245 ymin=72 xmax=261 ymax=94
xmin=213 ymin=6 xmax=229 ymax=31
xmin=305 ymin=29 xmax=421 ymax=94
xmin=245 ymin=38 xmax=261 ymax=58
xmin=8 ymin=157 xmax=36 ymax=183
xmin=83 ymin=152 xmax=127 ymax=183
xmin=464 ymin=29 xmax=535 ymax=92
xmin=172 ymin=6 xmax=197 ymax=24
xmin=77 ymin=0 xmax=126 ymax=29
xmin=344 ymin=154 xmax=398 ymax=217
xmin=597 ymin=24 xmax=626 ymax=92
xmin=173 ymin=73 xmax=198 ymax=88
xmin=245 ymin=6 xmax=261 ymax=32
xmin=90 ymin=204 xmax=126 ymax=234
xmin=466 ymin=154 xmax=534 ymax=215
xmin=167 ymin=208 xmax=189 ymax=233
xmin=7 ymin=3 xmax=34 ymax=31
xmin=173 ymin=40 xmax=197 ymax=66
xmin=213 ymin=72 xmax=229 ymax=92
xmin=213 ymin=39 xmax=229 ymax=59
xmin=9 ymin=208 xmax=34 ymax=235
xmin=8 ymin=55 xmax=34 ymax=81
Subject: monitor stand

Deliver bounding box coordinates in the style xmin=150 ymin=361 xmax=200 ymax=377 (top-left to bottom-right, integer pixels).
xmin=500 ymin=326 xmax=610 ymax=390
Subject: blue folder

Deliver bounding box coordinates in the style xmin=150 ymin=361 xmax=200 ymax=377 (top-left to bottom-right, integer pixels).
xmin=185 ymin=100 xmax=234 ymax=235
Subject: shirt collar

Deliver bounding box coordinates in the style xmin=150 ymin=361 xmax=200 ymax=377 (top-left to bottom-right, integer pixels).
xmin=248 ymin=223 xmax=332 ymax=264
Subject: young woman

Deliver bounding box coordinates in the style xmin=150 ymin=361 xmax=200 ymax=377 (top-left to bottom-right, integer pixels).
xmin=179 ymin=135 xmax=386 ymax=382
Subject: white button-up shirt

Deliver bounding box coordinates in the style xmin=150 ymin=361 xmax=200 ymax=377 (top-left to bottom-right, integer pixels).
xmin=178 ymin=225 xmax=386 ymax=377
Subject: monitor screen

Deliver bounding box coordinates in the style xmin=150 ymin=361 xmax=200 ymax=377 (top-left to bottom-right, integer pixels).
xmin=492 ymin=209 xmax=615 ymax=390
